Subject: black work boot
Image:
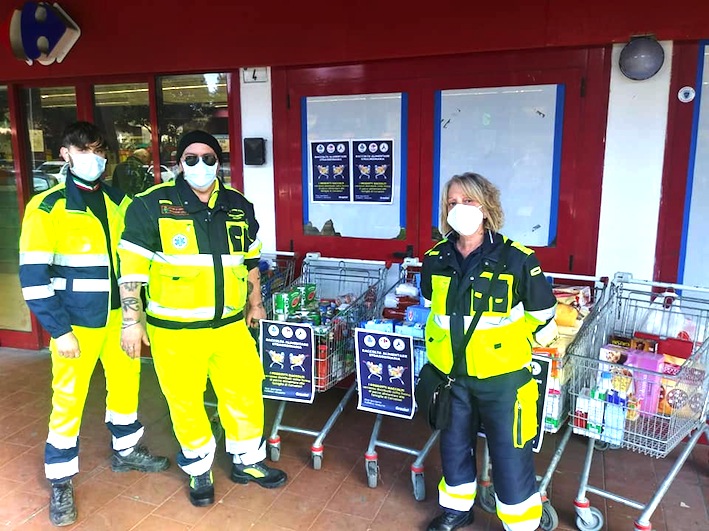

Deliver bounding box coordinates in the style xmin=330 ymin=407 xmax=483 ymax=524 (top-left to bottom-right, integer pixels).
xmin=427 ymin=509 xmax=475 ymax=531
xmin=189 ymin=470 xmax=214 ymax=507
xmin=49 ymin=479 xmax=77 ymax=527
xmin=111 ymin=444 xmax=170 ymax=473
xmin=231 ymin=460 xmax=287 ymax=488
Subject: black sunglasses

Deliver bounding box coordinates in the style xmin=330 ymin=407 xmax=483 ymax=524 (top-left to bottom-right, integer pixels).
xmin=183 ymin=154 xmax=218 ymax=167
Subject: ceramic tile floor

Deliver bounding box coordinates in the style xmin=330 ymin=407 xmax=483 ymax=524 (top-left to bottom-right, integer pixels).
xmin=1 ymin=347 xmax=708 ymax=530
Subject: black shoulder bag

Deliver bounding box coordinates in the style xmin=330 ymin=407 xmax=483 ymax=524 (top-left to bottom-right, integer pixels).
xmin=415 ymin=239 xmax=512 ymax=431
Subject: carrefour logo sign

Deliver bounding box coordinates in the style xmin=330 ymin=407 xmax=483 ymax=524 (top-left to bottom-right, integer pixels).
xmin=9 ymin=2 xmax=80 ymax=66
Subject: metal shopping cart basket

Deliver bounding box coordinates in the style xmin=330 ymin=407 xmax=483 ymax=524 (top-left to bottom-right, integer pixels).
xmin=361 ymin=258 xmax=440 ymax=501
xmin=474 ymin=272 xmax=609 ymax=528
xmin=266 ymin=253 xmax=388 ymax=469
xmin=563 ymin=272 xmax=709 ymax=531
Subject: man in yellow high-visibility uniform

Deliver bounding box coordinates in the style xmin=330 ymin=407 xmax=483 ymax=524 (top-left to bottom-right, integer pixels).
xmin=19 ymin=122 xmax=169 ymax=527
xmin=118 ymin=130 xmax=286 ymax=507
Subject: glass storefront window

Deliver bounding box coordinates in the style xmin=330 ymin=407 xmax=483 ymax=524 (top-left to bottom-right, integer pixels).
xmin=22 ymin=86 xmax=77 ymax=195
xmin=156 ymin=73 xmax=231 ymax=185
xmin=0 ymin=86 xmax=32 ymax=332
xmin=94 ymin=82 xmax=152 ymax=196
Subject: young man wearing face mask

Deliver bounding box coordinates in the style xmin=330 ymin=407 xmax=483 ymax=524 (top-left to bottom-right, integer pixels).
xmin=18 ymin=121 xmax=170 ymax=527
xmin=419 ymin=172 xmax=557 ymax=531
xmin=117 ymin=130 xmax=287 ymax=508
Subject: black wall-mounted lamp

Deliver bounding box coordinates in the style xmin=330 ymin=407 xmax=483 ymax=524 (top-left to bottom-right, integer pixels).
xmin=619 ymin=36 xmax=665 ymax=81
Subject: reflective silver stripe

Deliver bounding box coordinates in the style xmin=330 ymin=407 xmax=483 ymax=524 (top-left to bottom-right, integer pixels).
xmin=47 ymin=431 xmax=78 ymax=450
xmin=118 ymin=239 xmax=155 ymax=260
xmin=73 ymin=279 xmax=111 ymax=292
xmin=248 ymin=238 xmax=261 ymax=252
xmin=153 ymin=252 xmax=215 ymax=266
xmin=147 ymin=301 xmax=238 ymax=319
xmin=19 ymin=251 xmax=54 ymax=266
xmin=105 ymin=410 xmax=138 ymax=425
xmin=45 ymin=457 xmax=79 ymax=480
xmin=52 ymin=278 xmax=67 ymax=290
xmin=118 ymin=274 xmax=149 ymax=285
xmin=112 ymin=426 xmax=144 ymax=452
xmin=22 ymin=284 xmax=54 ymax=300
xmin=438 ymin=479 xmax=477 ymax=512
xmin=181 ymin=437 xmax=217 ymax=476
xmin=526 ymin=305 xmax=556 ymax=324
xmin=222 ymin=254 xmax=245 ymax=267
xmin=54 ymin=254 xmax=109 ymax=267
xmin=226 ymin=437 xmax=267 ymax=465
xmin=433 ymin=303 xmax=526 ymax=331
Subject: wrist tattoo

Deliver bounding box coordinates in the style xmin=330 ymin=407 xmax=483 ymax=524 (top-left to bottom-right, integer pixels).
xmin=121 ymin=297 xmax=141 ymax=312
xmin=122 ymin=320 xmax=139 ymax=330
xmin=247 ymin=281 xmax=254 ymax=296
xmin=122 ymin=282 xmax=141 ymax=291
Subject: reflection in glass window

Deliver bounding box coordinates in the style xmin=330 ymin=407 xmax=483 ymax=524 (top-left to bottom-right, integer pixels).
xmin=22 ymin=87 xmax=77 ymax=195
xmin=303 ymin=93 xmax=405 ymax=239
xmin=435 ymin=85 xmax=563 ymax=247
xmin=0 ymin=86 xmax=32 ymax=331
xmin=94 ymin=83 xmax=153 ymax=196
xmin=157 ymin=73 xmax=231 ymax=185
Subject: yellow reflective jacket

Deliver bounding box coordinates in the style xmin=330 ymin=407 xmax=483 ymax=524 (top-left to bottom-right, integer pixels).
xmin=19 ymin=178 xmax=130 ymax=338
xmin=117 ymin=177 xmax=262 ymax=329
xmin=420 ymin=232 xmax=556 ymax=378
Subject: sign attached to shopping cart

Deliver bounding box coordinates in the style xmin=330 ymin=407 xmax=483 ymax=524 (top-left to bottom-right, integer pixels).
xmin=260 ymin=320 xmax=315 ymax=404
xmin=354 ymin=329 xmax=415 ymax=419
xmin=530 ymin=354 xmax=552 ymax=453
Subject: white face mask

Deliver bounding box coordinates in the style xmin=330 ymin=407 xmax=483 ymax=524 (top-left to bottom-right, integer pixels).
xmin=70 ymin=152 xmax=106 ymax=182
xmin=447 ymin=203 xmax=484 ymax=236
xmin=183 ymin=159 xmax=218 ymax=190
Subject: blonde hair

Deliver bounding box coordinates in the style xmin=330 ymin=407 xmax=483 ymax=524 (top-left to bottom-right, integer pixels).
xmin=440 ymin=172 xmax=504 ymax=235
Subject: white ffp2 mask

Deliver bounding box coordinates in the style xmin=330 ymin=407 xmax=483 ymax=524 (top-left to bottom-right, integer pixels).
xmin=183 ymin=160 xmax=218 ymax=190
xmin=70 ymin=152 xmax=106 ymax=182
xmin=447 ymin=204 xmax=483 ymax=236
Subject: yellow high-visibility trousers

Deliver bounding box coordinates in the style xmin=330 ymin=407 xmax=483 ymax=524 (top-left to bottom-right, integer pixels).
xmin=148 ymin=319 xmax=265 ymax=476
xmin=46 ymin=309 xmax=143 ymax=481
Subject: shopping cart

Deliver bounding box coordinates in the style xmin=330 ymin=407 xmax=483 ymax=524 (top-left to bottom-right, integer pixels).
xmin=361 ymin=258 xmax=440 ymax=501
xmin=266 ymin=253 xmax=388 ymax=469
xmin=563 ymin=272 xmax=709 ymax=531
xmin=474 ymin=272 xmax=609 ymax=528
xmin=205 ymin=251 xmax=298 ymax=442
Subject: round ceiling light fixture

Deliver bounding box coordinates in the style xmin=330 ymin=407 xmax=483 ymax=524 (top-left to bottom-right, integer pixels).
xmin=619 ymin=36 xmax=665 ymax=81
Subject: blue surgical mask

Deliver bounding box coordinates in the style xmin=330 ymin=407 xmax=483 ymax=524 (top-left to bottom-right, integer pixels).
xmin=183 ymin=159 xmax=217 ymax=190
xmin=70 ymin=152 xmax=106 ymax=182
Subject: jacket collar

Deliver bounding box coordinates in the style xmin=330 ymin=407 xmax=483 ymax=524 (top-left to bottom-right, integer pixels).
xmin=175 ymin=174 xmax=227 ymax=213
xmin=64 ymin=170 xmax=125 ymax=212
xmin=438 ymin=230 xmax=506 ymax=270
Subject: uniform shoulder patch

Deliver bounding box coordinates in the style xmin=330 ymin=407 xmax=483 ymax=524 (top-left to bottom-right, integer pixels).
xmin=529 ymin=265 xmax=543 ymax=276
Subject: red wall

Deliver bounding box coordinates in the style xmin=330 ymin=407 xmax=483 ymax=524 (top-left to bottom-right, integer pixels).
xmin=2 ymin=0 xmax=709 ymax=82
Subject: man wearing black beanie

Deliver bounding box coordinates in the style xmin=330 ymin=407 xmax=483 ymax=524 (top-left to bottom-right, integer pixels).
xmin=117 ymin=130 xmax=286 ymax=507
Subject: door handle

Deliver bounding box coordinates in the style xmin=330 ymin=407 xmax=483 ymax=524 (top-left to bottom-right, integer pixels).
xmin=393 ymin=245 xmax=414 ymax=259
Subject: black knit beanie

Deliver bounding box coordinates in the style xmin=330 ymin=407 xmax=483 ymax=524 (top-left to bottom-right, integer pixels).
xmin=176 ymin=130 xmax=223 ymax=163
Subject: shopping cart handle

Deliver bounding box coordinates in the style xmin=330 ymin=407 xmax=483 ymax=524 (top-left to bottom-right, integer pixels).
xmin=393 ymin=245 xmax=415 ymax=259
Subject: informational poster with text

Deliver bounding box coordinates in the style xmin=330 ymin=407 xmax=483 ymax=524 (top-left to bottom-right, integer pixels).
xmin=352 ymin=140 xmax=393 ymax=203
xmin=260 ymin=320 xmax=315 ymax=403
xmin=311 ymin=141 xmax=351 ymax=202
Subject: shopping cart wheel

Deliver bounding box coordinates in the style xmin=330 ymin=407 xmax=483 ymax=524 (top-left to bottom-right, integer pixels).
xmin=576 ymin=506 xmax=603 ymax=531
xmin=540 ymin=500 xmax=559 ymax=531
xmin=366 ymin=459 xmax=379 ymax=488
xmin=268 ymin=443 xmax=280 ymax=462
xmin=477 ymin=483 xmax=496 ymax=514
xmin=411 ymin=471 xmax=426 ymax=501
xmin=312 ymin=453 xmax=323 ymax=470
xmin=594 ymin=440 xmax=610 ymax=451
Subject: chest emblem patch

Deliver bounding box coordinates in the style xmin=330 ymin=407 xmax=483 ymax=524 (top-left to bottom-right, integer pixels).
xmin=172 ymin=234 xmax=188 ymax=250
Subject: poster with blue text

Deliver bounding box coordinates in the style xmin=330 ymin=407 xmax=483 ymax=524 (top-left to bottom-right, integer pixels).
xmin=311 ymin=141 xmax=351 ymax=202
xmin=260 ymin=320 xmax=315 ymax=403
xmin=355 ymin=329 xmax=414 ymax=419
xmin=352 ymin=140 xmax=393 ymax=203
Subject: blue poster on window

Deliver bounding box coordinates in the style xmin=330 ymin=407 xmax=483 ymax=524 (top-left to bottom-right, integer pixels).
xmin=311 ymin=141 xmax=351 ymax=202
xmin=352 ymin=140 xmax=393 ymax=203
xmin=260 ymin=320 xmax=315 ymax=403
xmin=355 ymin=329 xmax=414 ymax=419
